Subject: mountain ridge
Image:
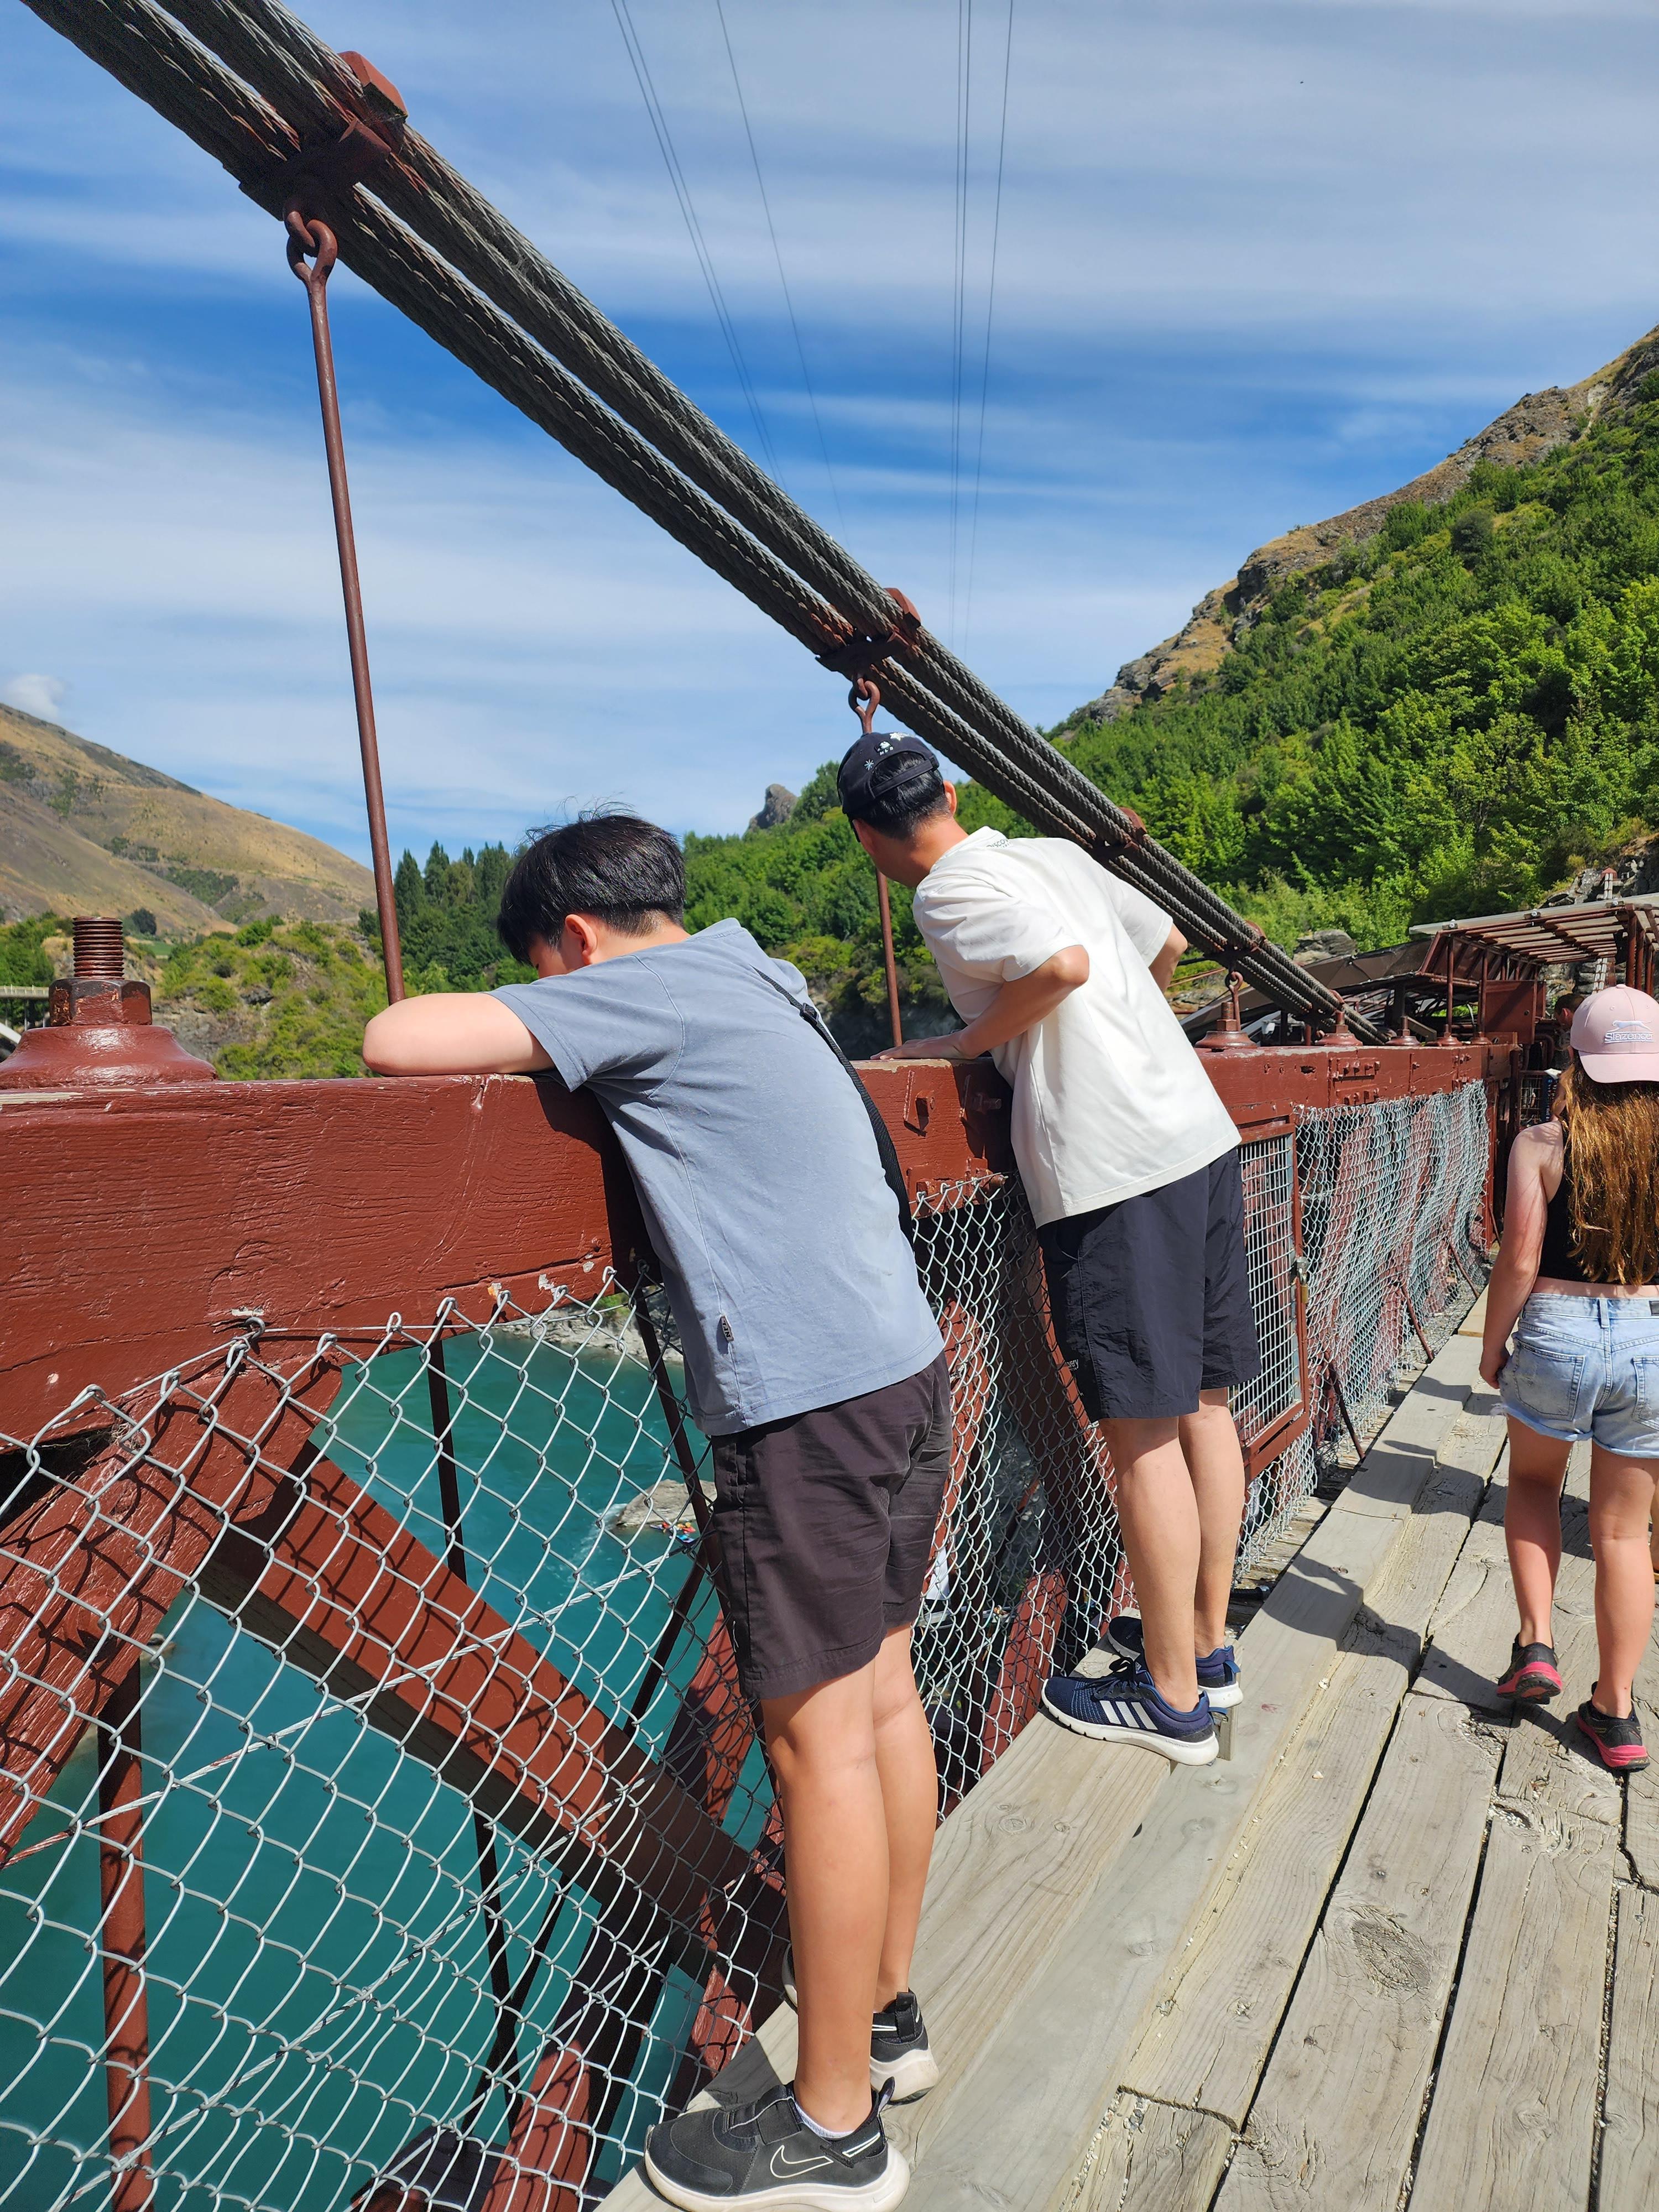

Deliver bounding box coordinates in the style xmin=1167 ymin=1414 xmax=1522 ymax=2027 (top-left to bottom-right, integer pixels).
xmin=0 ymin=703 xmax=373 ymax=931
xmin=1065 ymin=321 xmax=1659 ymax=728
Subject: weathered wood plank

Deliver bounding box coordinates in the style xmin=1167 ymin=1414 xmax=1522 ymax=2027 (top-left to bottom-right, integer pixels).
xmin=1623 ymin=1614 xmax=1659 ymax=1888
xmin=600 ymin=1721 xmax=1168 ymax=2211
xmin=1119 ymin=1421 xmax=1501 ymax=2130
xmin=1217 ymin=1693 xmax=1500 ymax=2212
xmin=1072 ymin=2095 xmax=1235 ymax=2212
xmin=1601 ymin=1884 xmax=1659 ymax=2211
xmin=895 ymin=1334 xmax=1485 ymax=2212
xmin=1123 ymin=1636 xmax=1414 ymax=2122
xmin=1408 ymin=1803 xmax=1615 ymax=2211
xmin=1418 ymin=1439 xmax=1591 ymax=1720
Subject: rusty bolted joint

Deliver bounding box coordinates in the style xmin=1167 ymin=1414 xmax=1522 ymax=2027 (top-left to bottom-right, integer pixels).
xmin=817 ymin=587 xmax=924 ymax=682
xmin=251 ymin=50 xmax=409 ymax=224
xmin=1198 ymin=971 xmax=1254 ymax=1055
xmin=0 ymin=917 xmax=216 ymax=1091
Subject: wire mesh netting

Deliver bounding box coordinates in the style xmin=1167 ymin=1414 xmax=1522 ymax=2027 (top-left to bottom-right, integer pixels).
xmin=1296 ymin=1081 xmax=1491 ymax=1466
xmin=0 ymin=1091 xmax=1488 ymax=2208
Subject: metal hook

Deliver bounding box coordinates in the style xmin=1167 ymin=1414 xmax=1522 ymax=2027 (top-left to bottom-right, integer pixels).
xmin=284 ymin=202 xmax=338 ymax=290
xmin=848 ymin=676 xmax=880 ymax=737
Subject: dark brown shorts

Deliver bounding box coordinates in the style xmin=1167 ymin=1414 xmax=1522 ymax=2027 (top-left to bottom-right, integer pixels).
xmin=708 ymin=1353 xmax=953 ymax=1703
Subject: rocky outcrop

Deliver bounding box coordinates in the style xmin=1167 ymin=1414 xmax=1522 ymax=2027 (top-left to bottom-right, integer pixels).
xmin=1066 ymin=322 xmax=1659 ymax=728
xmin=747 ymin=782 xmax=798 ymax=833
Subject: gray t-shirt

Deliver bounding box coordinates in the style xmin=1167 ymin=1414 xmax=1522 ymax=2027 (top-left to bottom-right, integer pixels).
xmin=495 ymin=920 xmax=942 ymax=1436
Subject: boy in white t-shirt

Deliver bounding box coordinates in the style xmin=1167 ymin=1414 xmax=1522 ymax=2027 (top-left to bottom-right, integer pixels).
xmin=838 ymin=732 xmax=1259 ymax=1766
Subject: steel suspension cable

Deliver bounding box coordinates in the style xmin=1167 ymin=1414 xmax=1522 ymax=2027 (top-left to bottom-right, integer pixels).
xmin=23 ymin=0 xmax=1377 ymax=1036
xmin=608 ymin=0 xmax=783 ymax=481
xmin=136 ymin=0 xmax=1342 ymax=995
xmin=712 ymin=0 xmax=844 ymax=531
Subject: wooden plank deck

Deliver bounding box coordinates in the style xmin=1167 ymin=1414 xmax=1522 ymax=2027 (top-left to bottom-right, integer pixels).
xmin=606 ymin=1310 xmax=1659 ymax=2212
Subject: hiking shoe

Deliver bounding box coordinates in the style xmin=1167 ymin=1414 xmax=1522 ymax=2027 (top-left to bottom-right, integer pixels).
xmin=779 ymin=1953 xmax=938 ymax=2102
xmin=1041 ymin=1657 xmax=1218 ymax=1765
xmin=643 ymin=2081 xmax=907 ymax=2211
xmin=1575 ymin=1699 xmax=1649 ymax=1774
xmin=1104 ymin=1614 xmax=1243 ymax=1709
xmin=1496 ymin=1639 xmax=1562 ymax=1703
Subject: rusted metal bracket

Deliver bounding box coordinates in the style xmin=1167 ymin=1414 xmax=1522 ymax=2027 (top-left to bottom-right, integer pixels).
xmin=816 ymin=586 xmax=924 ymax=680
xmin=246 ymin=49 xmax=409 ymax=218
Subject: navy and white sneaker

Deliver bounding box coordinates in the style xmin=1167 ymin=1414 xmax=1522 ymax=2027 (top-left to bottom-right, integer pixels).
xmin=643 ymin=2080 xmax=908 ymax=2211
xmin=780 ymin=1952 xmax=939 ymax=2101
xmin=1042 ymin=1656 xmax=1219 ymax=1765
xmin=1103 ymin=1614 xmax=1242 ymax=1710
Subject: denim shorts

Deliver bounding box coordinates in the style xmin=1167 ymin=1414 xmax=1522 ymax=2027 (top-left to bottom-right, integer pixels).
xmin=1500 ymin=1293 xmax=1659 ymax=1458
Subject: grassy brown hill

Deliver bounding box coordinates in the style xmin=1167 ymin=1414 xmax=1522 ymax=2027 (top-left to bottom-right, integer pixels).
xmin=0 ymin=705 xmax=372 ymax=932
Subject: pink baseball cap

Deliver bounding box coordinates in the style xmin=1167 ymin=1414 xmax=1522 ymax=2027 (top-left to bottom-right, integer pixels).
xmin=1571 ymin=986 xmax=1659 ymax=1083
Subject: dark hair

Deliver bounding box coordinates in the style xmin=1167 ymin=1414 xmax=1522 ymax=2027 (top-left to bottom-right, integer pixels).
xmin=845 ymin=758 xmax=950 ymax=840
xmin=497 ymin=811 xmax=685 ymax=961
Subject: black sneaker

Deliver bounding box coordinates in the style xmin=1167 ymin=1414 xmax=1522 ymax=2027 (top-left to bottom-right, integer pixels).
xmin=1575 ymin=1698 xmax=1648 ymax=1774
xmin=1104 ymin=1614 xmax=1242 ymax=1710
xmin=780 ymin=1951 xmax=938 ymax=2101
xmin=643 ymin=2081 xmax=908 ymax=2211
xmin=1495 ymin=1639 xmax=1562 ymax=1702
xmin=872 ymin=1991 xmax=938 ymax=2103
xmin=1042 ymin=1656 xmax=1219 ymax=1765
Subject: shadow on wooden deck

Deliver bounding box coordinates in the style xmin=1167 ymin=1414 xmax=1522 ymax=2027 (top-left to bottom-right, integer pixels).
xmin=607 ymin=1314 xmax=1659 ymax=2212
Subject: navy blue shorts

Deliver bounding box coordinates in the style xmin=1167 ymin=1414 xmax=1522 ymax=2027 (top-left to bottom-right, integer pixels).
xmin=1038 ymin=1152 xmax=1261 ymax=1422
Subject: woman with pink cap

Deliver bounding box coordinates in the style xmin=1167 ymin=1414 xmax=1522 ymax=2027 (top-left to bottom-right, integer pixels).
xmin=1480 ymin=985 xmax=1659 ymax=1773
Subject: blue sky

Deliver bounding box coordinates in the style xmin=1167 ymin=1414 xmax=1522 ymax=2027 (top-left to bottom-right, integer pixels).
xmin=3 ymin=0 xmax=1659 ymax=869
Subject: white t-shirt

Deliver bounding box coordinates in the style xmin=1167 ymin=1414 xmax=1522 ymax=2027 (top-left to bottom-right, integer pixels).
xmin=910 ymin=828 xmax=1238 ymax=1227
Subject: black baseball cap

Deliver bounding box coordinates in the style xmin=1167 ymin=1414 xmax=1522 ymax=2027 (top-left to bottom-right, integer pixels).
xmin=836 ymin=730 xmax=943 ymax=822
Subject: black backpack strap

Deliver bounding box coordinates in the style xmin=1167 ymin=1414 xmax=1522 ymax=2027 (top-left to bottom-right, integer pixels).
xmin=752 ymin=966 xmax=916 ymax=1248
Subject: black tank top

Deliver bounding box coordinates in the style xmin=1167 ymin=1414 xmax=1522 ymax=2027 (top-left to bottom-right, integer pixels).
xmin=1538 ymin=1144 xmax=1590 ymax=1285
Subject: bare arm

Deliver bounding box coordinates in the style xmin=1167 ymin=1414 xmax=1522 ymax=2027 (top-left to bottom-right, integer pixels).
xmin=1150 ymin=923 xmax=1187 ymax=993
xmin=874 ymin=945 xmax=1089 ymax=1062
xmin=363 ymin=993 xmax=552 ymax=1077
xmin=1479 ymin=1123 xmax=1558 ymax=1388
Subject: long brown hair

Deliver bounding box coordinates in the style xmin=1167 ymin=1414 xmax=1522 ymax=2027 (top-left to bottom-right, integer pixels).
xmin=1557 ymin=1056 xmax=1659 ymax=1285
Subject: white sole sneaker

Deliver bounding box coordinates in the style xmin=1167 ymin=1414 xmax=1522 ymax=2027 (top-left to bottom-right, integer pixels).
xmin=872 ymin=2044 xmax=940 ymax=2102
xmin=782 ymin=1953 xmax=938 ymax=2100
xmin=1040 ymin=1685 xmax=1220 ymax=1765
xmin=1102 ymin=1625 xmax=1243 ymax=1712
xmin=642 ymin=2141 xmax=911 ymax=2212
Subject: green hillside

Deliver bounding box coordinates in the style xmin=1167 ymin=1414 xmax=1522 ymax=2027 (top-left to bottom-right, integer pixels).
xmin=12 ymin=344 xmax=1659 ymax=1077
xmin=679 ymin=367 xmax=1659 ymax=985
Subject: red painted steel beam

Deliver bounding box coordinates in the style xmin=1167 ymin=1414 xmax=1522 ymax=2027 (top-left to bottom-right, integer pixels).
xmin=0 ymin=1358 xmax=775 ymax=1974
xmin=0 ymin=1353 xmax=342 ymax=1855
xmin=98 ymin=1663 xmax=155 ymax=2212
xmin=197 ymin=1444 xmax=773 ymax=1959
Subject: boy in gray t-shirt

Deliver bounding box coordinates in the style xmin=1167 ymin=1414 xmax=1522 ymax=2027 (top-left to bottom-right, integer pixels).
xmin=364 ymin=812 xmax=943 ymax=2209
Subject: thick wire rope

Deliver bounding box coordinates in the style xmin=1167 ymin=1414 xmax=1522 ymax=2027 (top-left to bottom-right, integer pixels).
xmin=962 ymin=0 xmax=1014 ymax=654
xmin=608 ymin=0 xmax=783 ymax=482
xmin=21 ymin=0 xmax=1384 ymax=1036
xmin=712 ymin=0 xmax=843 ymax=533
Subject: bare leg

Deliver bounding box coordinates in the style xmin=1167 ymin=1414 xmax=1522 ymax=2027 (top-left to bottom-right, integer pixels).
xmin=1178 ymin=1389 xmax=1248 ymax=1655
xmin=871 ymin=1625 xmax=938 ymax=2007
xmin=1504 ymin=1419 xmax=1571 ymax=1647
xmin=764 ymin=1661 xmax=885 ymax=2135
xmin=1098 ymin=1415 xmax=1201 ymax=1710
xmin=1588 ymin=1446 xmax=1659 ymax=1718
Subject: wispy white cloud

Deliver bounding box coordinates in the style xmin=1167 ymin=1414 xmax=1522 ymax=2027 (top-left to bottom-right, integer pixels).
xmin=1 ymin=672 xmax=66 ymax=720
xmin=3 ymin=0 xmax=1658 ymax=865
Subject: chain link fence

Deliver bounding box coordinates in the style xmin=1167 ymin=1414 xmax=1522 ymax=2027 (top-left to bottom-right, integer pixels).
xmin=0 ymin=1090 xmax=1489 ymax=2209
xmin=1296 ymin=1081 xmax=1491 ymax=1466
